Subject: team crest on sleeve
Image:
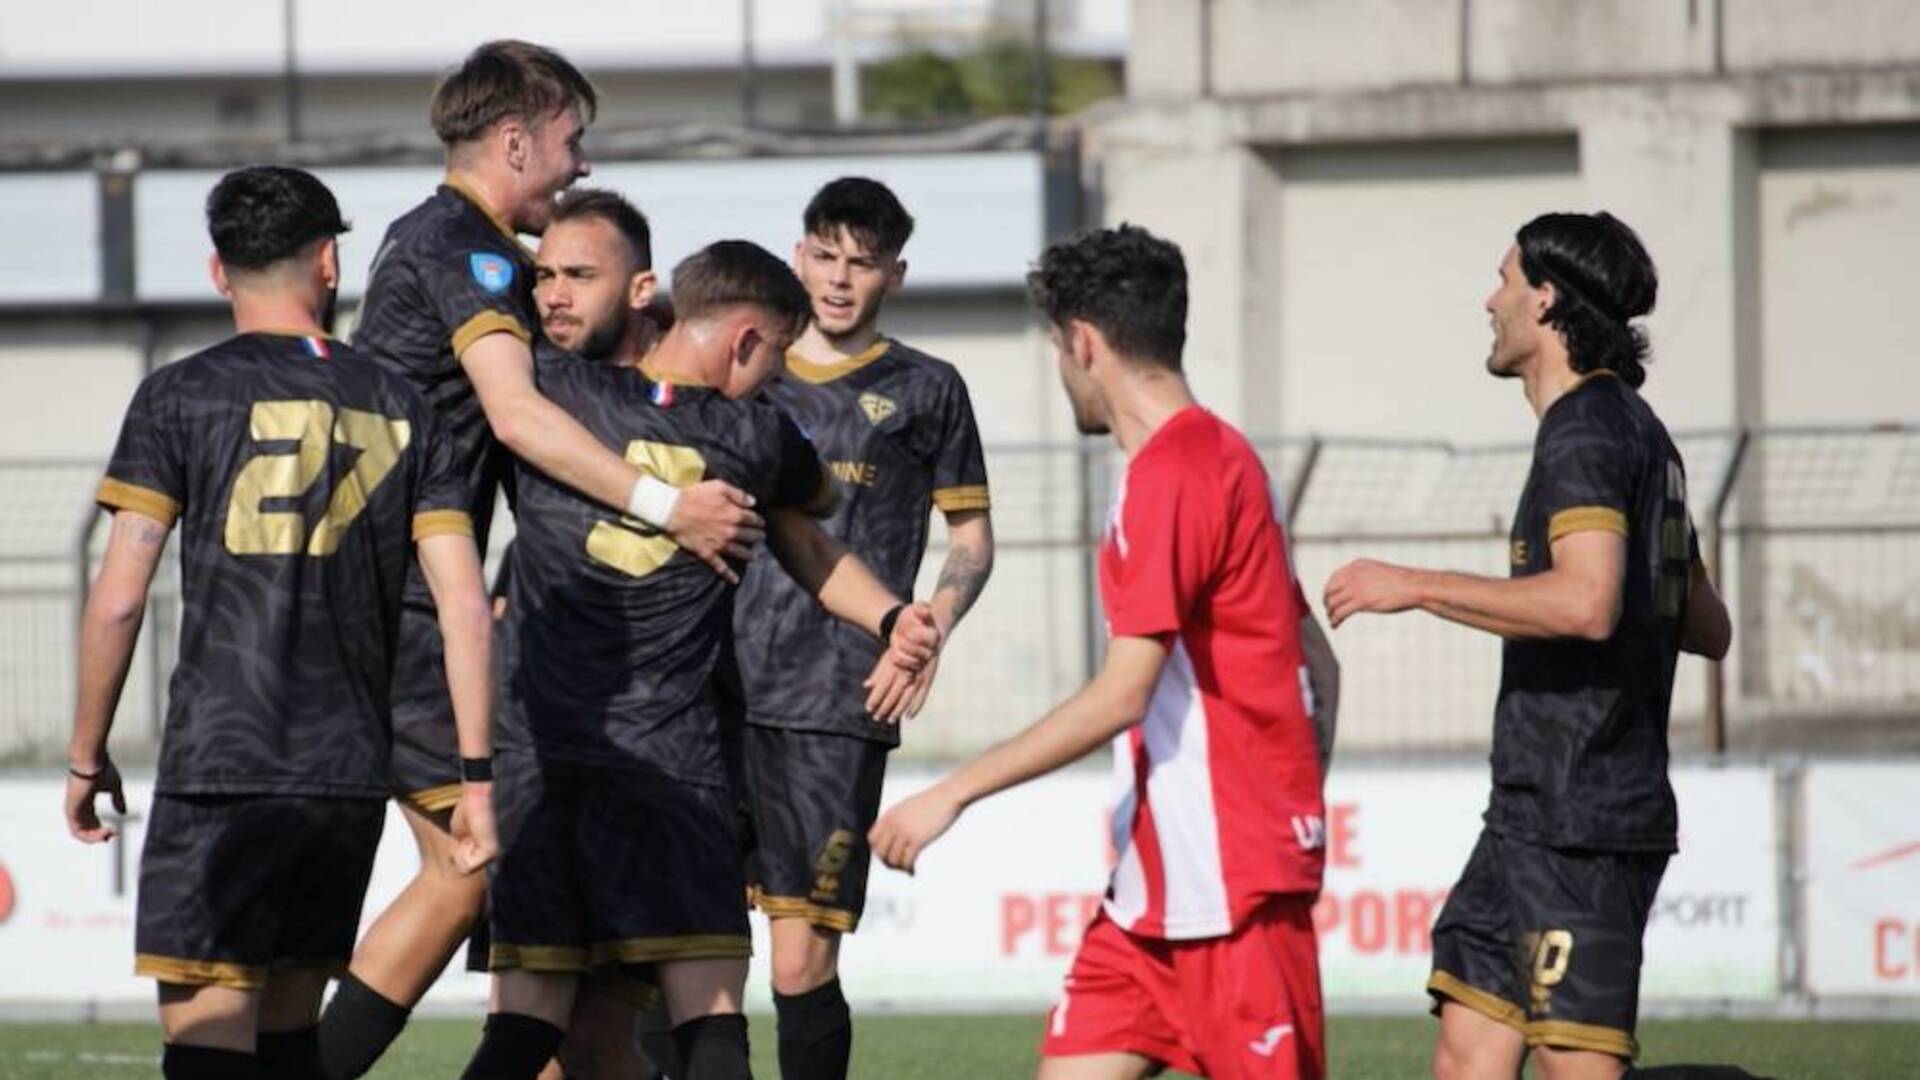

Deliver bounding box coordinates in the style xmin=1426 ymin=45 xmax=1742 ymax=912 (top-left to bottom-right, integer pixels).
xmin=857 ymin=391 xmax=897 ymax=425
xmin=469 ymin=252 xmax=515 ymax=294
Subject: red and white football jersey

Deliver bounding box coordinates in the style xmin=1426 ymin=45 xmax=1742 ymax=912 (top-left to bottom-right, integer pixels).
xmin=1098 ymin=407 xmax=1326 ymax=941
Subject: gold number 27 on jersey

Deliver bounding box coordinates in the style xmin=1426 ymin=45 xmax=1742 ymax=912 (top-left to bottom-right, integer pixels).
xmin=224 ymin=400 xmax=411 ymax=556
xmin=585 ymin=440 xmax=706 ymax=578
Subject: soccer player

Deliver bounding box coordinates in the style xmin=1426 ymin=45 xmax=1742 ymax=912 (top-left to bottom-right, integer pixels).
xmin=462 ymin=239 xmax=939 ymax=1080
xmin=64 ymin=165 xmax=497 ymax=1080
xmin=729 ymin=176 xmax=995 ymax=1080
xmin=324 ymin=43 xmax=759 ymax=1078
xmin=871 ymin=225 xmax=1337 ymax=1080
xmin=1323 ymin=212 xmax=1735 ymax=1080
xmin=528 ymin=189 xmax=681 ymax=1080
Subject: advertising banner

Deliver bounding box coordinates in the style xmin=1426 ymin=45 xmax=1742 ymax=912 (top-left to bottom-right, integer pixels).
xmin=1802 ymin=763 xmax=1920 ymax=997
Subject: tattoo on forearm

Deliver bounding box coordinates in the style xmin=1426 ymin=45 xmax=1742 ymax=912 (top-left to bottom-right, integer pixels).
xmin=935 ymin=542 xmax=992 ymax=625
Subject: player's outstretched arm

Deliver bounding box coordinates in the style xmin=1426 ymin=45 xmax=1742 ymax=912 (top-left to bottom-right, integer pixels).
xmin=460 ymin=333 xmax=765 ymax=581
xmin=417 ymin=531 xmax=498 ymax=874
xmin=869 ymin=635 xmax=1169 ymax=874
xmin=930 ymin=510 xmax=994 ymax=637
xmin=66 ymin=510 xmax=170 ymax=843
xmin=1680 ymin=560 xmax=1732 ymax=660
xmin=765 ymin=508 xmax=942 ymax=721
xmin=1324 ymin=530 xmax=1626 ymax=642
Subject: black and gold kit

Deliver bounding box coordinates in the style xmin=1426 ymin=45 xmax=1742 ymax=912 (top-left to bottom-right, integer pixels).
xmin=353 ymin=178 xmax=535 ymax=811
xmin=488 ymin=346 xmax=831 ymax=972
xmin=731 ymin=338 xmax=989 ymax=932
xmin=95 ymin=331 xmax=471 ymax=988
xmin=1429 ymin=371 xmax=1696 ymax=1058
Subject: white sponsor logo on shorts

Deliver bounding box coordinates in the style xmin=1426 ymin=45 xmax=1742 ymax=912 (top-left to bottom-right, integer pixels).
xmin=1249 ymin=1024 xmax=1294 ymax=1057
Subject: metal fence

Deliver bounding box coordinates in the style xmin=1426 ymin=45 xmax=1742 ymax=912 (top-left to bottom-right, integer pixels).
xmin=6 ymin=425 xmax=1916 ymax=766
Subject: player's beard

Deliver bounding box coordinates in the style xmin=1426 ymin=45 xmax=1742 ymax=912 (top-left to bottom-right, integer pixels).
xmin=320 ymin=286 xmax=339 ymax=337
xmin=574 ymin=309 xmax=630 ymax=365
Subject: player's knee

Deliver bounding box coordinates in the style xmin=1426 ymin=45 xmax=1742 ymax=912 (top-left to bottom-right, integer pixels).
xmin=1431 ymin=1033 xmax=1477 ymax=1080
xmin=768 ymin=942 xmax=837 ymax=996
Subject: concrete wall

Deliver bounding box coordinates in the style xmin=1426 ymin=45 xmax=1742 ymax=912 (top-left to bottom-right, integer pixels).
xmin=1129 ymin=0 xmax=1920 ymax=97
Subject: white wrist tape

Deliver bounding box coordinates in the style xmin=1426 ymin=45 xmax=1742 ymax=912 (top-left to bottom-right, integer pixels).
xmin=626 ymin=474 xmax=681 ymax=529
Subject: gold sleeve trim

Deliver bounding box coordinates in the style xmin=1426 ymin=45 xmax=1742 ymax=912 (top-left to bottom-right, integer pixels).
xmin=412 ymin=509 xmax=475 ymax=542
xmin=1526 ymin=1018 xmax=1638 ymax=1059
xmin=748 ymin=887 xmax=861 ymax=933
xmin=451 ymin=310 xmax=531 ymax=357
xmin=136 ymin=953 xmax=268 ymax=990
xmin=396 ymin=782 xmax=462 ymax=814
xmin=933 ymin=484 xmax=991 ymax=513
xmin=97 ymin=477 xmax=181 ymax=528
xmin=590 ymin=935 xmax=754 ymax=965
xmin=490 ymin=943 xmax=592 ymax=973
xmin=1547 ymin=506 xmax=1628 ymax=543
xmin=1427 ymin=970 xmax=1527 ymax=1031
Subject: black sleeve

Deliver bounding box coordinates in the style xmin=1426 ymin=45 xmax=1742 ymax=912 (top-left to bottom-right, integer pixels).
xmin=96 ymin=372 xmax=186 ymax=527
xmin=410 ymin=399 xmax=474 ymax=540
xmin=927 ymin=370 xmax=990 ymax=514
xmin=1535 ymin=403 xmax=1632 ymax=544
xmin=421 ymin=240 xmax=534 ymax=358
xmin=768 ymin=410 xmax=836 ymax=518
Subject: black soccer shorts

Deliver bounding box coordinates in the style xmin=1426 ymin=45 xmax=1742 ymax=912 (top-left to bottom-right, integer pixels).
xmin=135 ymin=794 xmax=384 ymax=989
xmin=743 ymin=725 xmax=890 ymax=934
xmin=387 ymin=596 xmax=463 ymax=814
xmin=1428 ymin=829 xmax=1669 ymax=1059
xmin=487 ymin=750 xmax=751 ymax=973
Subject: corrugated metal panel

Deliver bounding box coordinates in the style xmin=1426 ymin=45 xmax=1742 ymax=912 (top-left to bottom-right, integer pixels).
xmin=134 ymin=152 xmax=1043 ymax=302
xmin=0 ymin=173 xmax=99 ymax=303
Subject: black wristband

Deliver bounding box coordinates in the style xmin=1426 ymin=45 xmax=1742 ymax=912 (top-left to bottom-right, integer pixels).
xmin=878 ymin=603 xmax=907 ymax=645
xmin=459 ymin=756 xmax=494 ymax=782
xmin=68 ymin=762 xmax=107 ymax=782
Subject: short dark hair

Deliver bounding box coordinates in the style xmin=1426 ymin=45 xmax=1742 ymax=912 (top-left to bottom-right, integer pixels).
xmin=803 ymin=177 xmax=915 ymax=257
xmin=671 ymin=240 xmax=810 ymax=336
xmin=551 ymin=187 xmax=652 ymax=269
xmin=205 ymin=165 xmax=349 ymax=272
xmin=430 ymin=40 xmax=598 ymax=147
xmin=1516 ymin=211 xmax=1658 ymax=387
xmin=1026 ymin=224 xmax=1187 ymax=369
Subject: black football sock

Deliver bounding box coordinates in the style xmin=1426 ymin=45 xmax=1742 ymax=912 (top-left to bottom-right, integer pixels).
xmin=317 ymin=973 xmax=412 ymax=1080
xmin=459 ymin=1012 xmax=566 ymax=1080
xmin=162 ymin=1042 xmax=259 ymax=1080
xmin=257 ymin=1025 xmax=325 ymax=1080
xmin=774 ymin=977 xmax=851 ymax=1080
xmin=672 ymin=1013 xmax=751 ymax=1080
xmin=1628 ymin=1060 xmax=1774 ymax=1068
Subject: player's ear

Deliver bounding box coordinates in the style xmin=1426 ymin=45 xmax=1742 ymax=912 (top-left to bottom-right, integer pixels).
xmin=209 ymin=253 xmax=232 ymax=299
xmin=500 ymin=118 xmax=528 ymax=170
xmin=792 ymin=240 xmax=808 ymax=276
xmin=1532 ymin=279 xmax=1556 ymax=323
xmin=732 ymin=320 xmax=761 ymax=367
xmin=887 ymin=257 xmax=908 ymax=294
xmin=628 ymin=269 xmax=658 ymax=312
xmin=319 ymin=237 xmax=340 ymax=291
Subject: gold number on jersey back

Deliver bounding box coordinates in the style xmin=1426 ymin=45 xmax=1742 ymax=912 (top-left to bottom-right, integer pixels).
xmin=224 ymin=400 xmax=412 ymax=556
xmin=585 ymin=440 xmax=707 ymax=578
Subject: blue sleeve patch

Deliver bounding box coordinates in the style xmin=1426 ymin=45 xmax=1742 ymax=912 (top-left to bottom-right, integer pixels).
xmin=469 ymin=252 xmax=515 ymax=294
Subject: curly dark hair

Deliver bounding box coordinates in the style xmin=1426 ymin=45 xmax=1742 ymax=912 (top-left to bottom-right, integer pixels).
xmin=1025 ymin=224 xmax=1187 ymax=370
xmin=670 ymin=240 xmax=810 ymax=337
xmin=803 ymin=177 xmax=916 ymax=258
xmin=205 ymin=165 xmax=349 ymax=271
xmin=1516 ymin=211 xmax=1658 ymax=387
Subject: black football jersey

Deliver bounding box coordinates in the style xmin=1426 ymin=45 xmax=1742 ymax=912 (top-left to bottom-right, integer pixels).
xmin=1485 ymin=372 xmax=1696 ymax=853
xmin=352 ymin=179 xmax=534 ymax=569
xmin=496 ymin=346 xmax=832 ymax=787
xmin=96 ymin=332 xmax=469 ymax=798
xmin=730 ymin=339 xmax=989 ymax=745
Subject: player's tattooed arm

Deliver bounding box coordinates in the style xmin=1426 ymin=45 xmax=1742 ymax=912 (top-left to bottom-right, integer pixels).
xmin=931 ymin=510 xmax=994 ymax=636
xmin=66 ymin=509 xmax=172 ymax=843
